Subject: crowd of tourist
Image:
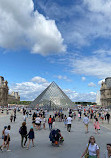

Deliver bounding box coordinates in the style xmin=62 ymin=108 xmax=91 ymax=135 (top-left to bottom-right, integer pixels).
xmin=0 ymin=106 xmax=111 ymax=157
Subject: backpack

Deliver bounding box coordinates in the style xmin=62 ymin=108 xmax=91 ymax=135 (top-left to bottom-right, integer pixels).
xmin=48 ymin=118 xmax=52 ymax=123
xmin=19 ymin=127 xmax=22 ymax=134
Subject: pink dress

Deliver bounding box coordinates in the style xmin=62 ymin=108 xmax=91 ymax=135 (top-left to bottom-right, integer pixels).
xmin=94 ymin=121 xmax=100 ymax=130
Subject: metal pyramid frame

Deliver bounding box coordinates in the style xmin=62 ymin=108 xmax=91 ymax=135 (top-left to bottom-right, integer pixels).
xmin=29 ymin=81 xmax=73 ymax=109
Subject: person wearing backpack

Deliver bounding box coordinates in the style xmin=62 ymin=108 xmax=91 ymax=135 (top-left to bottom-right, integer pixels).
xmin=48 ymin=115 xmax=53 ymax=130
xmin=19 ymin=122 xmax=27 ymax=148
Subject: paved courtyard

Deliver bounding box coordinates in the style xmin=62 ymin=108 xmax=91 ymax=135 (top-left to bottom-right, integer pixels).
xmin=0 ymin=111 xmax=111 ymax=158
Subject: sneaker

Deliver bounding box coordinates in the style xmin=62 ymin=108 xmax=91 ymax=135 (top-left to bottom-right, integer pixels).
xmin=26 ymin=147 xmax=29 ymax=150
xmin=1 ymin=148 xmax=3 ymax=152
xmin=7 ymin=150 xmax=11 ymax=152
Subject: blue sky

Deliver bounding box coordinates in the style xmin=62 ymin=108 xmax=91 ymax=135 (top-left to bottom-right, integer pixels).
xmin=0 ymin=0 xmax=111 ymax=102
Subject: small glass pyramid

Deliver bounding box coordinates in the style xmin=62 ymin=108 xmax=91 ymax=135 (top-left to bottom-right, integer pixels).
xmin=30 ymin=81 xmax=73 ymax=109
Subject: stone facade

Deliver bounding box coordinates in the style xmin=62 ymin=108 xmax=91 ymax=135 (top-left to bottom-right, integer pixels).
xmin=100 ymin=77 xmax=111 ymax=106
xmin=8 ymin=92 xmax=20 ymax=103
xmin=0 ymin=76 xmax=8 ymax=106
xmin=0 ymin=76 xmax=20 ymax=106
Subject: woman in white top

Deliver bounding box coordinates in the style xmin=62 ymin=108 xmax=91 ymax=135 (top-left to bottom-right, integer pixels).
xmin=1 ymin=125 xmax=11 ymax=152
xmin=104 ymin=144 xmax=111 ymax=158
xmin=81 ymin=136 xmax=100 ymax=158
xmin=35 ymin=116 xmax=41 ymax=130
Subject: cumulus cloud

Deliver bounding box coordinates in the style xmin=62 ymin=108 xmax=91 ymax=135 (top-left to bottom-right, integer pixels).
xmin=88 ymin=82 xmax=96 ymax=87
xmin=9 ymin=81 xmax=50 ymax=101
xmin=55 ymin=75 xmax=71 ymax=82
xmin=37 ymin=0 xmax=111 ymax=48
xmin=31 ymin=76 xmax=47 ymax=83
xmin=70 ymin=52 xmax=111 ymax=78
xmin=64 ymin=89 xmax=96 ymax=102
xmin=9 ymin=76 xmax=96 ymax=102
xmin=82 ymin=77 xmax=86 ymax=81
xmin=0 ymin=0 xmax=66 ymax=56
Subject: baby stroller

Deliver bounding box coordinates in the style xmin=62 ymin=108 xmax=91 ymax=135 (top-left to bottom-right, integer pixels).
xmin=49 ymin=129 xmax=64 ymax=146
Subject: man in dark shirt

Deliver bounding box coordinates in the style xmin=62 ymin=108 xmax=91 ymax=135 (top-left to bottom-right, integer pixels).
xmin=106 ymin=112 xmax=110 ymax=124
xmin=20 ymin=122 xmax=27 ymax=147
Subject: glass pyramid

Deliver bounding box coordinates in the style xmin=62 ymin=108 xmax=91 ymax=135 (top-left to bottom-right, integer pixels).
xmin=30 ymin=81 xmax=73 ymax=109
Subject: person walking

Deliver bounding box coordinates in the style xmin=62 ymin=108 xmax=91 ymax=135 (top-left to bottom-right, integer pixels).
xmin=67 ymin=115 xmax=72 ymax=132
xmin=101 ymin=112 xmax=104 ymax=124
xmin=35 ymin=115 xmax=41 ymax=130
xmin=64 ymin=115 xmax=67 ymax=127
xmin=43 ymin=116 xmax=46 ymax=130
xmin=27 ymin=127 xmax=35 ymax=150
xmin=94 ymin=118 xmax=100 ymax=134
xmin=1 ymin=125 xmax=11 ymax=152
xmin=106 ymin=112 xmax=110 ymax=124
xmin=10 ymin=113 xmax=13 ymax=123
xmin=81 ymin=136 xmax=100 ymax=158
xmin=13 ymin=112 xmax=16 ymax=122
xmin=52 ymin=116 xmax=55 ymax=128
xmin=104 ymin=144 xmax=111 ymax=158
xmin=48 ymin=115 xmax=53 ymax=130
xmin=32 ymin=112 xmax=37 ymax=128
xmin=83 ymin=114 xmax=89 ymax=133
xmin=19 ymin=122 xmax=27 ymax=148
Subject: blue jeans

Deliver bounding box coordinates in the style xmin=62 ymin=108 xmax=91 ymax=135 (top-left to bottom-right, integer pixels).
xmin=49 ymin=123 xmax=52 ymax=130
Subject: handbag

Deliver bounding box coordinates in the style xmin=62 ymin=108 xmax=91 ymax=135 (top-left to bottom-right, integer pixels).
xmin=84 ymin=143 xmax=89 ymax=158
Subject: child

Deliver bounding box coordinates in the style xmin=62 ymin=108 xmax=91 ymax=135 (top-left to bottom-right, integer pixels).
xmin=64 ymin=115 xmax=67 ymax=127
xmin=94 ymin=118 xmax=100 ymax=134
xmin=27 ymin=127 xmax=35 ymax=150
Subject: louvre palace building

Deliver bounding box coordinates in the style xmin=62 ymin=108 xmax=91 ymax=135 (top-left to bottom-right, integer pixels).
xmin=100 ymin=77 xmax=111 ymax=107
xmin=0 ymin=76 xmax=20 ymax=106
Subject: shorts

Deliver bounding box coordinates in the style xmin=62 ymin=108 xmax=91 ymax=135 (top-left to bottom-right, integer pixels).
xmin=4 ymin=136 xmax=10 ymax=142
xmin=36 ymin=123 xmax=40 ymax=126
xmin=32 ymin=121 xmax=35 ymax=124
xmin=85 ymin=124 xmax=88 ymax=127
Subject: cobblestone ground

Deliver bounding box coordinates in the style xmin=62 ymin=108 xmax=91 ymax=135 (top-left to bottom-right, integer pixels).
xmin=0 ymin=111 xmax=111 ymax=158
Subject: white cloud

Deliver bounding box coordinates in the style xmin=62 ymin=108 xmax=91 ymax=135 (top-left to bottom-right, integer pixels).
xmin=9 ymin=76 xmax=96 ymax=102
xmin=9 ymin=80 xmax=50 ymax=101
xmin=0 ymin=0 xmax=66 ymax=56
xmin=82 ymin=77 xmax=86 ymax=81
xmin=70 ymin=53 xmax=111 ymax=78
xmin=31 ymin=76 xmax=47 ymax=83
xmin=64 ymin=89 xmax=96 ymax=102
xmin=88 ymin=82 xmax=96 ymax=87
xmin=84 ymin=0 xmax=111 ymax=16
xmin=93 ymin=49 xmax=111 ymax=56
xmin=98 ymin=79 xmax=105 ymax=85
xmin=36 ymin=0 xmax=111 ymax=48
xmin=55 ymin=75 xmax=71 ymax=81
